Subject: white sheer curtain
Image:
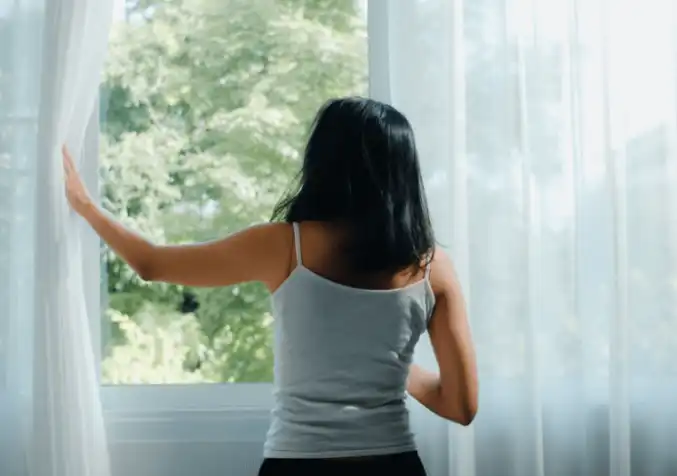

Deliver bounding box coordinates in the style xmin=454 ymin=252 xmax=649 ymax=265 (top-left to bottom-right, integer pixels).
xmin=1 ymin=1 xmax=113 ymax=476
xmin=371 ymin=0 xmax=677 ymax=475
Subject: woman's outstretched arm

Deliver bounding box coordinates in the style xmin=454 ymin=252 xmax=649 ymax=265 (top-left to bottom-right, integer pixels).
xmin=63 ymin=146 xmax=292 ymax=290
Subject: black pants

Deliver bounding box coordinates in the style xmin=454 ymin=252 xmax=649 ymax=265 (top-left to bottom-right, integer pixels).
xmin=258 ymin=451 xmax=427 ymax=476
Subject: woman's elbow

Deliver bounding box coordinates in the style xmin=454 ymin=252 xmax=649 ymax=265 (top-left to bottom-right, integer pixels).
xmin=132 ymin=248 xmax=158 ymax=282
xmin=438 ymin=393 xmax=478 ymax=426
xmin=136 ymin=265 xmax=155 ymax=282
xmin=442 ymin=404 xmax=477 ymax=426
xmin=456 ymin=403 xmax=478 ymax=426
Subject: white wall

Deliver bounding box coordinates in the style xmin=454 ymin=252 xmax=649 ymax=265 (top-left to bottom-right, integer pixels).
xmin=108 ymin=410 xmax=270 ymax=476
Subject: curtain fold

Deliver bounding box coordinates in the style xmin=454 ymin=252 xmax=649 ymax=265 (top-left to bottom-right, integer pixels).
xmin=1 ymin=1 xmax=113 ymax=475
xmin=372 ymin=0 xmax=677 ymax=474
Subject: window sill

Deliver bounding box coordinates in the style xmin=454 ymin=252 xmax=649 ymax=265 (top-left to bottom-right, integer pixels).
xmin=102 ymin=383 xmax=274 ymax=412
xmin=103 ymin=383 xmax=273 ymax=443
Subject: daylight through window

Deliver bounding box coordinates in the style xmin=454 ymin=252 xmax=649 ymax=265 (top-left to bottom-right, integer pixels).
xmin=99 ymin=0 xmax=368 ymax=385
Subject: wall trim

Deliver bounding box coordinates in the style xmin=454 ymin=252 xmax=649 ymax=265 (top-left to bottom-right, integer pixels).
xmin=106 ymin=407 xmax=270 ymax=443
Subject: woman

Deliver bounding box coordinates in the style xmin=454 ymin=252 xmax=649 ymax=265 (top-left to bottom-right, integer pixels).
xmin=64 ymin=97 xmax=478 ymax=476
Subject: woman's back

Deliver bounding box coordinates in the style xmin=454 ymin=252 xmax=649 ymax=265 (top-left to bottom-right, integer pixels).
xmin=64 ymin=96 xmax=477 ymax=475
xmin=264 ymin=222 xmax=435 ymax=458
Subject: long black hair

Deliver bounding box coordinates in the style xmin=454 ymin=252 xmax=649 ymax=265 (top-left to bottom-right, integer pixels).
xmin=271 ymin=97 xmax=435 ymax=274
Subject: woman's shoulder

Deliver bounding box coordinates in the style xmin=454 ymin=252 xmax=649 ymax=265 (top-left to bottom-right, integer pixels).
xmin=240 ymin=222 xmax=295 ymax=291
xmin=428 ymin=247 xmax=460 ymax=297
xmin=242 ymin=221 xmax=294 ymax=245
xmin=258 ymin=221 xmax=294 ymax=234
xmin=253 ymin=222 xmax=296 ymax=251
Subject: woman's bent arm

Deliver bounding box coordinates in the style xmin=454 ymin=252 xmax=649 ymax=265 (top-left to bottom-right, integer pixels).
xmin=406 ymin=249 xmax=478 ymax=425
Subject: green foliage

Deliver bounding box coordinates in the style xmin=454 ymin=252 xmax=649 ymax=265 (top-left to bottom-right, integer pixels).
xmin=101 ymin=0 xmax=367 ymax=383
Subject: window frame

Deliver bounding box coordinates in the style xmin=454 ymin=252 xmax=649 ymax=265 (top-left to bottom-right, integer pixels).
xmin=87 ymin=0 xmax=385 ymax=435
xmin=85 ymin=115 xmax=276 ymax=419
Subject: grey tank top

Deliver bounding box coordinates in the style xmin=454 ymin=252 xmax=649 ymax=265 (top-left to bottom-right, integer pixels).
xmin=263 ymin=222 xmax=436 ymax=458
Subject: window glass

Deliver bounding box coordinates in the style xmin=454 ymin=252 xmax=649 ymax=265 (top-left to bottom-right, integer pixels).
xmin=100 ymin=0 xmax=368 ymax=384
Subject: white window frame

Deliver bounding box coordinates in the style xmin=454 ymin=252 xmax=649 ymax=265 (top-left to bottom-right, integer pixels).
xmin=82 ymin=106 xmax=275 ymax=421
xmin=83 ymin=0 xmax=387 ymax=439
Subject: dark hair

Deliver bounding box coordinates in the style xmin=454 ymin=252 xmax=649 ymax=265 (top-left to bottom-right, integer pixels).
xmin=271 ymin=97 xmax=435 ymax=274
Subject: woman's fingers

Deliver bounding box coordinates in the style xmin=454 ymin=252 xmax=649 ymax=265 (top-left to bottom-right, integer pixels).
xmin=62 ymin=146 xmax=72 ymax=170
xmin=62 ymin=146 xmax=78 ymax=181
xmin=61 ymin=144 xmax=92 ymax=215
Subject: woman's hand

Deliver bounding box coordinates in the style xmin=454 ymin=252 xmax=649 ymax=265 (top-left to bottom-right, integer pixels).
xmin=63 ymin=145 xmax=92 ymax=215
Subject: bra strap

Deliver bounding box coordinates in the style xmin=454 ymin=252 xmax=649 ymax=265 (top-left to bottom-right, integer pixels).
xmin=292 ymin=222 xmax=303 ymax=266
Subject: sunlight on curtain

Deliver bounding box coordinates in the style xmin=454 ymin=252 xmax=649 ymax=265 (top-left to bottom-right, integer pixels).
xmin=1 ymin=1 xmax=114 ymax=476
xmin=1 ymin=2 xmax=42 ymax=474
xmin=373 ymin=0 xmax=677 ymax=474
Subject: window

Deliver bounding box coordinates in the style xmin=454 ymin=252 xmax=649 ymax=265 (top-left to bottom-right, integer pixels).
xmin=97 ymin=0 xmax=368 ymax=395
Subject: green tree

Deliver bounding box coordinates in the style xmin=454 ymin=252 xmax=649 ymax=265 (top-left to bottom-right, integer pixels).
xmin=100 ymin=0 xmax=367 ymax=383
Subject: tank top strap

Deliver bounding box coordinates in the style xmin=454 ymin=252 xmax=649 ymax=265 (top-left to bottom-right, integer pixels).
xmin=292 ymin=222 xmax=303 ymax=266
xmin=424 ymin=255 xmax=433 ymax=281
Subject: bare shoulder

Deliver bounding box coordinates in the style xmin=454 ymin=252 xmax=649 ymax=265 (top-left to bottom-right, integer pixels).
xmin=243 ymin=221 xmax=294 ymax=271
xmin=219 ymin=221 xmax=294 ymax=291
xmin=227 ymin=221 xmax=293 ymax=256
xmin=428 ymin=247 xmax=461 ymax=297
xmin=242 ymin=221 xmax=293 ymax=243
xmin=295 ymin=220 xmax=333 ymax=237
xmin=293 ymin=220 xmax=342 ymax=254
